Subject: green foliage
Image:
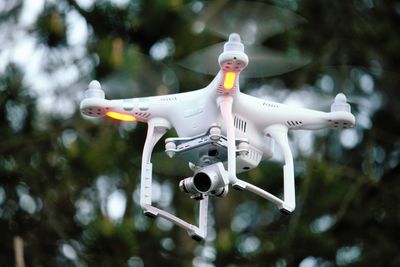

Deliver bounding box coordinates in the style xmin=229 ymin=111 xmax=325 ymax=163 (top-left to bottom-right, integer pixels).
xmin=35 ymin=4 xmax=67 ymax=47
xmin=0 ymin=0 xmax=399 ymax=266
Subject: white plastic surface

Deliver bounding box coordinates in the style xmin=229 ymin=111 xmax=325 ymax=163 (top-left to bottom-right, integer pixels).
xmin=80 ymin=33 xmax=356 ymax=239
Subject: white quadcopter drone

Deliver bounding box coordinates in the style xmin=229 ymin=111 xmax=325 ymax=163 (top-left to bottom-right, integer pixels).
xmin=80 ymin=33 xmax=355 ymax=241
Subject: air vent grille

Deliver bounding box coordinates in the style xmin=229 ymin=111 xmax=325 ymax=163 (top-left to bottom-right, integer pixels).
xmin=234 ymin=116 xmax=247 ymax=133
xmin=286 ymin=120 xmax=303 ymax=127
xmin=82 ymin=107 xmax=104 ymax=117
xmin=263 ymin=102 xmax=279 ymax=108
xmin=160 ymin=96 xmax=177 ymax=101
xmin=216 ymin=84 xmax=237 ymax=95
xmin=135 ymin=112 xmax=151 ymax=119
xmin=247 ymin=149 xmax=262 ymax=162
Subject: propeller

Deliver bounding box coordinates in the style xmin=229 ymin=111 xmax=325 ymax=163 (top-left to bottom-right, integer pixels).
xmin=316 ymin=65 xmax=383 ymax=113
xmin=258 ymin=64 xmax=385 ymax=119
xmin=89 ymin=49 xmax=179 ymax=100
xmin=181 ymin=1 xmax=306 ymax=43
xmin=179 ymin=42 xmax=310 ymax=78
xmin=179 ymin=1 xmax=310 ymax=77
xmin=79 ymin=45 xmax=190 ymax=173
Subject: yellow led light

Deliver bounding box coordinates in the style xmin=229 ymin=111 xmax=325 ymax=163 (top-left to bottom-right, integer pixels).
xmin=223 ymin=72 xmax=236 ymax=90
xmin=106 ymin=111 xmax=136 ymax=122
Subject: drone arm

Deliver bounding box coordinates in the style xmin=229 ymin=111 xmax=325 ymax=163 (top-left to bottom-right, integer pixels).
xmin=140 ymin=118 xmax=208 ymax=240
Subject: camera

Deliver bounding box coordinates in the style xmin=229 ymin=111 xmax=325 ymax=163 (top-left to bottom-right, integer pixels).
xmin=179 ymin=162 xmax=229 ymax=199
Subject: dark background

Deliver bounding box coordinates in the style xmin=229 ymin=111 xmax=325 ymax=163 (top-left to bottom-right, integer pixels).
xmin=1 ymin=0 xmax=399 ymax=266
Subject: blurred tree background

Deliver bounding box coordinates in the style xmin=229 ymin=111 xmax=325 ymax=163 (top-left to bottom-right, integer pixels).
xmin=1 ymin=0 xmax=400 ymax=266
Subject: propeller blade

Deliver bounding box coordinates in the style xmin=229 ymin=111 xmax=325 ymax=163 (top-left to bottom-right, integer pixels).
xmin=100 ymin=50 xmax=179 ymax=99
xmin=179 ymin=43 xmax=310 ymax=78
xmin=243 ymin=45 xmax=311 ymax=78
xmin=276 ymin=64 xmax=388 ymax=115
xmin=178 ymin=43 xmax=224 ymax=76
xmin=181 ymin=1 xmax=306 ymax=44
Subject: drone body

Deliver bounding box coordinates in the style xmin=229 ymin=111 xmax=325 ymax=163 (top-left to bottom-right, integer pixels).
xmin=80 ymin=33 xmax=355 ymax=241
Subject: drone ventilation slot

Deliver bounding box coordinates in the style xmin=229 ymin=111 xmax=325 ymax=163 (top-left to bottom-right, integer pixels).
xmin=160 ymin=96 xmax=177 ymax=102
xmin=263 ymin=102 xmax=279 ymax=108
xmin=234 ymin=116 xmax=247 ymax=133
xmin=217 ymin=83 xmax=237 ymax=95
xmin=286 ymin=120 xmax=303 ymax=127
xmin=134 ymin=112 xmax=151 ymax=120
xmin=82 ymin=107 xmax=104 ymax=117
xmin=329 ymin=120 xmax=351 ymax=129
xmin=247 ymin=149 xmax=261 ymax=162
xmin=241 ymin=148 xmax=262 ymax=165
xmin=217 ymin=85 xmax=225 ymax=94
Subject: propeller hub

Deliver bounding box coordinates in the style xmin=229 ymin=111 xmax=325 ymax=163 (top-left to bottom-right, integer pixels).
xmin=229 ymin=33 xmax=241 ymax=42
xmin=85 ymin=80 xmax=105 ymax=99
xmin=331 ymin=93 xmax=351 ymax=112
xmin=224 ymin=33 xmax=244 ymax=53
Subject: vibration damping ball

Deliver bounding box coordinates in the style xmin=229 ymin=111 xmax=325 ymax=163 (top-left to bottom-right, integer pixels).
xmin=238 ymin=141 xmax=249 ymax=156
xmin=209 ymin=125 xmax=222 ymax=141
xmin=165 ymin=141 xmax=176 ymax=158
